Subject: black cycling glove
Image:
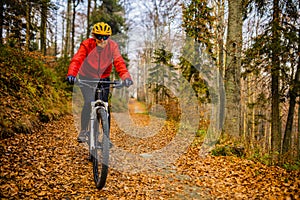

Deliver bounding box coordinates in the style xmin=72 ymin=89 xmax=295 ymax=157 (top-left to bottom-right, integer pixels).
xmin=123 ymin=78 xmax=133 ymax=87
xmin=66 ymin=76 xmax=76 ymax=85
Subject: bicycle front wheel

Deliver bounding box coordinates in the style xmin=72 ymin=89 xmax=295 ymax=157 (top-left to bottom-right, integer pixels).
xmin=91 ymin=107 xmax=110 ymax=189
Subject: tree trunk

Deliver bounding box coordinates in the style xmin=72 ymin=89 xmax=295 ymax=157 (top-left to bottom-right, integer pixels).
xmin=40 ymin=0 xmax=48 ymax=55
xmin=215 ymin=0 xmax=225 ymax=131
xmin=71 ymin=0 xmax=76 ymax=57
xmin=297 ymin=30 xmax=300 ymax=161
xmin=61 ymin=16 xmax=65 ymax=57
xmin=71 ymin=0 xmax=80 ymax=57
xmin=298 ymin=102 xmax=300 ymax=160
xmin=64 ymin=0 xmax=72 ymax=58
xmin=86 ymin=0 xmax=91 ymax=39
xmin=54 ymin=6 xmax=58 ymax=56
xmin=25 ymin=1 xmax=31 ymax=51
xmin=282 ymin=90 xmax=296 ymax=158
xmin=224 ymin=0 xmax=242 ymax=137
xmin=0 ymin=0 xmax=4 ymax=45
xmin=270 ymin=0 xmax=281 ymax=164
xmin=282 ymin=36 xmax=300 ymax=158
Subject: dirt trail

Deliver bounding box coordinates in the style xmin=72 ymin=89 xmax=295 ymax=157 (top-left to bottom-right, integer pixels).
xmin=1 ymin=100 xmax=299 ymax=199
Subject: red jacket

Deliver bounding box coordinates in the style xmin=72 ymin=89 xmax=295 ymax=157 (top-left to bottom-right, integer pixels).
xmin=67 ymin=38 xmax=131 ymax=80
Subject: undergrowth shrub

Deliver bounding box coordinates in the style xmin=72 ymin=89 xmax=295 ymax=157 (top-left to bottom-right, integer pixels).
xmin=211 ymin=145 xmax=246 ymax=158
xmin=0 ymin=46 xmax=71 ymax=138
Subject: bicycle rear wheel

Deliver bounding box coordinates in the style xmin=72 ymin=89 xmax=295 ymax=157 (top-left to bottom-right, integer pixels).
xmin=91 ymin=107 xmax=110 ymax=189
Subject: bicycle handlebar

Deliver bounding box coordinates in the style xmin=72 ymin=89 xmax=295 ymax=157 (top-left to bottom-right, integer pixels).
xmin=76 ymin=79 xmax=124 ymax=89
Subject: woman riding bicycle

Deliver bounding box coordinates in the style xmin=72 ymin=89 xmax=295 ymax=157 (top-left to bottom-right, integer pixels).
xmin=66 ymin=22 xmax=133 ymax=142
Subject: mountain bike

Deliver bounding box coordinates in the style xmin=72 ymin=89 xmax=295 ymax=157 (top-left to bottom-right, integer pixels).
xmin=77 ymin=78 xmax=123 ymax=189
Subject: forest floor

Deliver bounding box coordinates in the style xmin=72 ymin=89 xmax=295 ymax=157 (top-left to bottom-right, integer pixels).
xmin=1 ymin=99 xmax=300 ymax=199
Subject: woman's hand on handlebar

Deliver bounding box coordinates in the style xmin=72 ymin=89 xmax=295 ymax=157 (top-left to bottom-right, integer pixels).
xmin=66 ymin=76 xmax=76 ymax=85
xmin=123 ymin=78 xmax=133 ymax=87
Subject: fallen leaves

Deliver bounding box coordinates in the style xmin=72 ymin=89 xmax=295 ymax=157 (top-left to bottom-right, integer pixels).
xmin=1 ymin=112 xmax=299 ymax=199
xmin=175 ymin=148 xmax=300 ymax=199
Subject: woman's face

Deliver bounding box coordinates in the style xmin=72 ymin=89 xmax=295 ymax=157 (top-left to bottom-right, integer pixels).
xmin=93 ymin=34 xmax=109 ymax=48
xmin=96 ymin=38 xmax=108 ymax=48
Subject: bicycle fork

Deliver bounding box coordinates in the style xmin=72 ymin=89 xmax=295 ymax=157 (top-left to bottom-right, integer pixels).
xmin=89 ymin=100 xmax=109 ymax=150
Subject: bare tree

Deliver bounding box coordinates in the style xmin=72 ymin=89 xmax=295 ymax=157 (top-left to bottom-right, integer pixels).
xmin=64 ymin=0 xmax=72 ymax=58
xmin=86 ymin=0 xmax=91 ymax=39
xmin=71 ymin=0 xmax=83 ymax=57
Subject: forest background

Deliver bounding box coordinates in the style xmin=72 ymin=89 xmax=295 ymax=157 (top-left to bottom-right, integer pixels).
xmin=0 ymin=0 xmax=299 ymax=169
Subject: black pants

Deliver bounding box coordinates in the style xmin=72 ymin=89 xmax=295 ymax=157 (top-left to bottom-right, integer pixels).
xmin=80 ymin=78 xmax=110 ymax=131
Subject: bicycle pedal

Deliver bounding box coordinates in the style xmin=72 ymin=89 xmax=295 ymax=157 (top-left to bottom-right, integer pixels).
xmin=77 ymin=137 xmax=87 ymax=143
xmin=95 ymin=142 xmax=113 ymax=149
xmin=96 ymin=142 xmax=102 ymax=149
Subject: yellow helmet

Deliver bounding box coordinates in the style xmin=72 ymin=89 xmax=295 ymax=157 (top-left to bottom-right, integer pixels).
xmin=92 ymin=22 xmax=112 ymax=35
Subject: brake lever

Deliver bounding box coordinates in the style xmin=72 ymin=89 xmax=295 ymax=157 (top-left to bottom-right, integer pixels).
xmin=113 ymin=80 xmax=123 ymax=89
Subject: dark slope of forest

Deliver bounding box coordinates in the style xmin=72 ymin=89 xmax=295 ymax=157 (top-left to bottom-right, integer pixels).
xmin=0 ymin=46 xmax=71 ymax=139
